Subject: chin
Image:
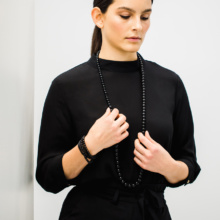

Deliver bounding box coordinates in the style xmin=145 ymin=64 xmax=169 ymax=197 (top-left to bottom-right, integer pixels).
xmin=123 ymin=46 xmax=141 ymax=53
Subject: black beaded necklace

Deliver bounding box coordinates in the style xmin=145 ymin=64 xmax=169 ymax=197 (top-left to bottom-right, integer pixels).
xmin=96 ymin=50 xmax=146 ymax=189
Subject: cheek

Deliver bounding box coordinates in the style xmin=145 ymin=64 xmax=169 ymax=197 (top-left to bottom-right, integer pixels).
xmin=108 ymin=18 xmax=127 ymax=36
xmin=143 ymin=21 xmax=150 ymax=32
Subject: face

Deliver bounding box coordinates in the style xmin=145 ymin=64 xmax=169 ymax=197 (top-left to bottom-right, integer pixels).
xmin=100 ymin=0 xmax=152 ymax=55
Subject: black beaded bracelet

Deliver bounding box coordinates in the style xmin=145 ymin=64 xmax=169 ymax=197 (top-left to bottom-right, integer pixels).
xmin=78 ymin=135 xmax=96 ymax=164
xmin=79 ymin=136 xmax=96 ymax=163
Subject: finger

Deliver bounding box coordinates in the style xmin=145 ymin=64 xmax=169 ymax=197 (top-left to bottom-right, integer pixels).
xmin=119 ymin=121 xmax=129 ymax=134
xmin=138 ymin=132 xmax=154 ymax=150
xmin=115 ymin=113 xmax=120 ymax=120
xmin=102 ymin=107 xmax=110 ymax=118
xmin=145 ymin=130 xmax=157 ymax=144
xmin=134 ymin=156 xmax=144 ymax=169
xmin=121 ymin=130 xmax=129 ymax=139
xmin=109 ymin=108 xmax=120 ymax=121
xmin=145 ymin=130 xmax=156 ymax=144
xmin=115 ymin=114 xmax=127 ymax=127
xmin=133 ymin=147 xmax=145 ymax=162
xmin=104 ymin=107 xmax=110 ymax=116
xmin=134 ymin=138 xmax=150 ymax=155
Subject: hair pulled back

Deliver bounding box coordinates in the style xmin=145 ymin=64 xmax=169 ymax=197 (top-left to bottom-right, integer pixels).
xmin=91 ymin=0 xmax=153 ymax=56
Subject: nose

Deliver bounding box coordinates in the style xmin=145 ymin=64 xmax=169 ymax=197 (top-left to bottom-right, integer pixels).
xmin=132 ymin=17 xmax=143 ymax=31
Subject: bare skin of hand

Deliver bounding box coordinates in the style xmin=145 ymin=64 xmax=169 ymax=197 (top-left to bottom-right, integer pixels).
xmin=134 ymin=131 xmax=174 ymax=175
xmin=85 ymin=107 xmax=130 ymax=155
xmin=133 ymin=130 xmax=189 ymax=183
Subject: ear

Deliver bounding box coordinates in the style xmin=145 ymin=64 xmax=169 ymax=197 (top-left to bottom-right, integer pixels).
xmin=91 ymin=7 xmax=104 ymax=29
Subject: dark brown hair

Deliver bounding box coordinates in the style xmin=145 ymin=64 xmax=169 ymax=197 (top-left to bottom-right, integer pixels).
xmin=91 ymin=0 xmax=154 ymax=56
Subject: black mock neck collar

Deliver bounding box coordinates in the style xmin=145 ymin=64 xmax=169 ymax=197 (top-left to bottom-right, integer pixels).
xmin=87 ymin=52 xmax=142 ymax=73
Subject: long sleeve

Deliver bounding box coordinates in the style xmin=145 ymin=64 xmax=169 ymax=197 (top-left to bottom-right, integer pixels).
xmin=35 ymin=79 xmax=75 ymax=193
xmin=166 ymin=74 xmax=201 ymax=188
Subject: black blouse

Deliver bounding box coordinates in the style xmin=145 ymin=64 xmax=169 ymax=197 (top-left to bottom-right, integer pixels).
xmin=35 ymin=53 xmax=201 ymax=194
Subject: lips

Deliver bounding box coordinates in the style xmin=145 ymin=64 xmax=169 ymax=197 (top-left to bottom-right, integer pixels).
xmin=126 ymin=37 xmax=141 ymax=39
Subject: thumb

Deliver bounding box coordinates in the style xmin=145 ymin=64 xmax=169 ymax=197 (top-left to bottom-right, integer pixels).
xmin=145 ymin=130 xmax=156 ymax=144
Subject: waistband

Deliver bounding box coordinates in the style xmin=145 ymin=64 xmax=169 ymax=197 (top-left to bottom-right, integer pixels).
xmin=75 ymin=183 xmax=167 ymax=220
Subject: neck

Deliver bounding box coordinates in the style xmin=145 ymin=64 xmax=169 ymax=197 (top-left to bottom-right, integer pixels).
xmin=98 ymin=47 xmax=138 ymax=61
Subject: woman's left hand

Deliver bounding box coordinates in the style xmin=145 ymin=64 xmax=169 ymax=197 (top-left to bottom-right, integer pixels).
xmin=133 ymin=130 xmax=175 ymax=175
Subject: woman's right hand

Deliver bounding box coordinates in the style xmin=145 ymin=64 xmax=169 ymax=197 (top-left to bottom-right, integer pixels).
xmin=85 ymin=107 xmax=129 ymax=155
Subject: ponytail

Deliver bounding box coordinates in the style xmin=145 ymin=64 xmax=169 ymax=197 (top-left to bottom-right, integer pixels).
xmin=91 ymin=26 xmax=102 ymax=56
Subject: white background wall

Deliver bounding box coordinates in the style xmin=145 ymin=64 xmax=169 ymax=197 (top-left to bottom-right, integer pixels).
xmin=0 ymin=0 xmax=34 ymax=219
xmin=33 ymin=0 xmax=219 ymax=219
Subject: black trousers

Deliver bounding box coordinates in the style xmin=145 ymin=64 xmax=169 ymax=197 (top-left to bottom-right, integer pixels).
xmin=59 ymin=184 xmax=172 ymax=220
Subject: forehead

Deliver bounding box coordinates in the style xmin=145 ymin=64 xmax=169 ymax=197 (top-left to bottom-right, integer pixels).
xmin=110 ymin=0 xmax=152 ymax=12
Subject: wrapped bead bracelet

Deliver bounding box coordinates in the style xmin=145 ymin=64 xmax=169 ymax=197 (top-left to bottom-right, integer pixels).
xmin=78 ymin=135 xmax=96 ymax=164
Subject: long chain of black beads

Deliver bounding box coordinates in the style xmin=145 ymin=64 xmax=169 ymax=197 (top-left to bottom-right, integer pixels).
xmin=95 ymin=50 xmax=146 ymax=189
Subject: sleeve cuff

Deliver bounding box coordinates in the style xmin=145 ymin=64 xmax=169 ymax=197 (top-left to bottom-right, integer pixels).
xmin=56 ymin=154 xmax=73 ymax=186
xmin=165 ymin=159 xmax=194 ymax=188
xmin=178 ymin=159 xmax=194 ymax=186
xmin=48 ymin=154 xmax=72 ymax=193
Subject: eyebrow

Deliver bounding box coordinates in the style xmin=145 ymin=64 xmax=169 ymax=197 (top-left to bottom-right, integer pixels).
xmin=117 ymin=6 xmax=152 ymax=13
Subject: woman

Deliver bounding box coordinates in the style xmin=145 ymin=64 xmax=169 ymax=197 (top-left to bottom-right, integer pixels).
xmin=36 ymin=0 xmax=201 ymax=219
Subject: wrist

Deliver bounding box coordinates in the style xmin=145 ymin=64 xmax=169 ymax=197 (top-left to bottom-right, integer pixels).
xmin=162 ymin=158 xmax=189 ymax=184
xmin=161 ymin=158 xmax=179 ymax=184
xmin=84 ymin=134 xmax=102 ymax=156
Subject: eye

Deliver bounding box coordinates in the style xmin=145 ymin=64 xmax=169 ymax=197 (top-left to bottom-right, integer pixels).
xmin=120 ymin=15 xmax=149 ymax=21
xmin=120 ymin=15 xmax=130 ymax=19
xmin=141 ymin=17 xmax=149 ymax=21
